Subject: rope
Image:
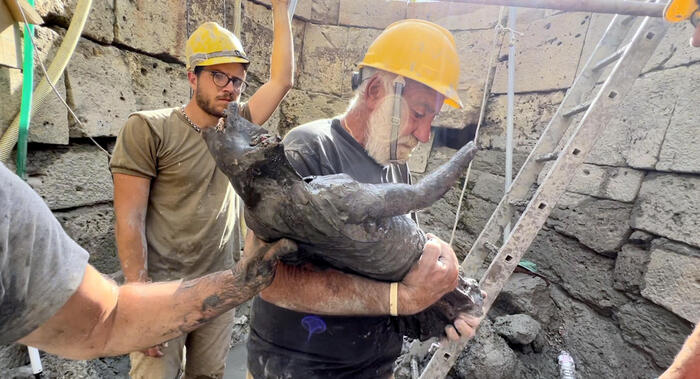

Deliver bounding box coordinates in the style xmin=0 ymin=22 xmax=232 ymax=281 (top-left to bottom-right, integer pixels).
xmin=13 ymin=0 xmax=111 ymax=158
xmin=449 ymin=6 xmax=507 ymax=247
xmin=495 ymin=23 xmax=524 ymax=37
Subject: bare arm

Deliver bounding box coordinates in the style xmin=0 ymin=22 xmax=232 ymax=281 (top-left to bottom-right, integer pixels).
xmin=18 ymin=232 xmax=296 ymax=360
xmin=113 ymin=173 xmax=150 ymax=283
xmin=660 ymin=324 xmax=700 ymax=379
xmin=247 ymin=0 xmax=294 ymax=125
xmin=261 ymin=236 xmax=460 ymax=316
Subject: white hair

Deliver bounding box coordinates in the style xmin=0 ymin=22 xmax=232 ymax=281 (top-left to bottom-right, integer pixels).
xmin=344 ymin=68 xmax=396 ymax=117
xmin=345 ymin=68 xmax=418 ymax=165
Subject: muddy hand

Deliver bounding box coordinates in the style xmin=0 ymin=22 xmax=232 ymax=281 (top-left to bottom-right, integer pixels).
xmin=444 ymin=312 xmax=482 ymax=342
xmin=443 ymin=288 xmax=486 ymax=342
xmin=398 ymin=234 xmax=460 ymax=315
xmin=233 ymin=230 xmax=297 ymax=292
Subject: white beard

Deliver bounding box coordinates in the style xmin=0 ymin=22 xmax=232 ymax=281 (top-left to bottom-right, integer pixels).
xmin=364 ymin=94 xmax=418 ymax=165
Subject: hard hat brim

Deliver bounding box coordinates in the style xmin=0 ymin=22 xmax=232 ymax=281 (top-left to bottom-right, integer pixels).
xmin=188 ymin=56 xmax=250 ymax=71
xmin=360 ymin=63 xmax=464 ymax=109
xmin=445 ymin=98 xmax=462 ymax=109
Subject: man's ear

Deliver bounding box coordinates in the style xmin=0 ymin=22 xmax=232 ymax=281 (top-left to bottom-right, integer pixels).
xmin=187 ymin=71 xmax=197 ymax=91
xmin=364 ymin=75 xmax=385 ymax=111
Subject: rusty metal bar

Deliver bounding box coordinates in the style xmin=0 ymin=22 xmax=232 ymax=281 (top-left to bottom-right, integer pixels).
xmin=439 ymin=0 xmax=665 ymax=18
xmin=420 ymin=13 xmax=668 ymax=379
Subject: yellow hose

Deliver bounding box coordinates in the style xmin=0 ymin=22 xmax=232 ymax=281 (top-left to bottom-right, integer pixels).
xmin=0 ymin=0 xmax=93 ymax=162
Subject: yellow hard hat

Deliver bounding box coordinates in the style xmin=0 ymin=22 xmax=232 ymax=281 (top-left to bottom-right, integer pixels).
xmin=185 ymin=22 xmax=249 ymax=70
xmin=664 ymin=0 xmax=699 ymax=23
xmin=358 ymin=19 xmax=463 ymax=109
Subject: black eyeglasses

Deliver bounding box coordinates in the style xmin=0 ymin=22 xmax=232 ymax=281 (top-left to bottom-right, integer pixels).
xmin=203 ymin=69 xmax=248 ymax=92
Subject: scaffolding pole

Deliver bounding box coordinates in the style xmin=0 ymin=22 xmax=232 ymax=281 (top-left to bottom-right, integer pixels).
xmin=438 ymin=0 xmax=665 ymax=18
xmin=504 ymin=7 xmax=517 ymax=242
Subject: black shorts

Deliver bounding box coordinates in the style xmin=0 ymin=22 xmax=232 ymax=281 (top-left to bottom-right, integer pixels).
xmin=247 ymin=297 xmax=403 ymax=378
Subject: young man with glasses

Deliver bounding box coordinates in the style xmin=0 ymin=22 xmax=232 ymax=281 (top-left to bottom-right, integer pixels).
xmin=109 ymin=1 xmax=294 ymax=377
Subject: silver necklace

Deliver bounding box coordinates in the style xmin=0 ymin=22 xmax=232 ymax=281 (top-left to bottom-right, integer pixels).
xmin=180 ymin=105 xmax=201 ymax=134
xmin=180 ymin=105 xmax=226 ymax=133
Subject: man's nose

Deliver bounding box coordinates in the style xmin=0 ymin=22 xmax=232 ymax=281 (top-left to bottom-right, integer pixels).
xmin=412 ymin=119 xmax=432 ymax=143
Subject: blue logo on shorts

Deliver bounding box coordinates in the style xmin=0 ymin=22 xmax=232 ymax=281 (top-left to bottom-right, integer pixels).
xmin=301 ymin=315 xmax=327 ymax=342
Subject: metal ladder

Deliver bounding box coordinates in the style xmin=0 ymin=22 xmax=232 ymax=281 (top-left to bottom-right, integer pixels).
xmin=418 ymin=9 xmax=669 ymax=379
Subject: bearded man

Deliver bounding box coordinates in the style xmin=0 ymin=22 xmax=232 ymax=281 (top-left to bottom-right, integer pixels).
xmin=246 ymin=20 xmax=481 ymax=378
xmin=109 ymin=2 xmax=294 ymax=377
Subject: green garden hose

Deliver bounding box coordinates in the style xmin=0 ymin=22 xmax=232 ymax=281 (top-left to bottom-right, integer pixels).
xmin=15 ymin=0 xmax=36 ymax=180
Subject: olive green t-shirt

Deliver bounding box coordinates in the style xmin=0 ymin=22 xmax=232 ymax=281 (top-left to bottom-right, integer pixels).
xmin=110 ymin=105 xmax=251 ymax=281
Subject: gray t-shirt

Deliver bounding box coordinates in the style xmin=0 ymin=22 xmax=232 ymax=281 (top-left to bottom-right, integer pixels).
xmin=284 ymin=118 xmax=412 ymax=184
xmin=247 ymin=118 xmax=412 ymax=378
xmin=0 ymin=163 xmax=89 ymax=344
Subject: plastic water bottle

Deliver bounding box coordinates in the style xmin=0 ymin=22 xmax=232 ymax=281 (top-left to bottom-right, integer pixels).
xmin=558 ymin=350 xmax=576 ymax=379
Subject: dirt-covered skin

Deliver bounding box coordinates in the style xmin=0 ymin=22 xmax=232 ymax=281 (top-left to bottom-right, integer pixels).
xmin=202 ymin=102 xmax=482 ymax=339
xmin=398 ymin=276 xmax=483 ymax=340
xmin=174 ymin=232 xmax=297 ymax=334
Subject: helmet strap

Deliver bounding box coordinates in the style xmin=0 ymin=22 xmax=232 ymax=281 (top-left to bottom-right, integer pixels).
xmin=351 ymin=70 xmax=363 ymax=91
xmin=389 ymin=76 xmax=405 ymax=163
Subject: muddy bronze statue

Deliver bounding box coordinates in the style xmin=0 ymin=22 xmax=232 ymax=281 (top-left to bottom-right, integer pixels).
xmin=202 ymin=102 xmax=484 ymax=340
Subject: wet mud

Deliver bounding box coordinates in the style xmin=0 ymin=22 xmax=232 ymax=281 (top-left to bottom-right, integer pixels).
xmin=203 ymin=103 xmax=483 ymax=339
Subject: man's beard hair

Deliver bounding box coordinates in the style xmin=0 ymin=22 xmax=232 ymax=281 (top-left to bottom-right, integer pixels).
xmin=195 ymin=84 xmax=235 ymax=118
xmin=365 ymin=93 xmax=418 ymax=165
xmin=195 ymin=90 xmax=223 ymax=118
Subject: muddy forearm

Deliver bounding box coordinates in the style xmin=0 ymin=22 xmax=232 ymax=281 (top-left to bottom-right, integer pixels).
xmin=104 ymin=265 xmax=271 ymax=355
xmin=174 ymin=261 xmax=278 ymax=333
xmin=20 ymin=234 xmax=287 ymax=360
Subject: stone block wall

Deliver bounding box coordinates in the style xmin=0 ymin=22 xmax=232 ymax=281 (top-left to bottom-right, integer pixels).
xmin=1 ymin=0 xmax=698 ymax=377
xmin=413 ymin=8 xmax=699 ymax=378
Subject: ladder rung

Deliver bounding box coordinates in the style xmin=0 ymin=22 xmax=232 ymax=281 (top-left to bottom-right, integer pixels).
xmin=563 ymin=101 xmax=591 ymax=117
xmin=593 ymin=43 xmax=631 ymax=71
xmin=536 ymin=152 xmax=559 ymax=162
